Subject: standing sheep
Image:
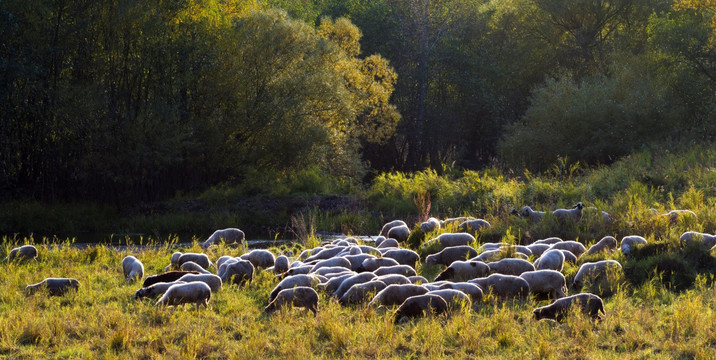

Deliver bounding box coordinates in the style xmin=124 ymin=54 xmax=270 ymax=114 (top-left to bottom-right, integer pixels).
xmin=620 ymin=236 xmax=647 ymax=255
xmin=426 ymin=246 xmax=478 ymax=266
xmin=552 ymin=202 xmax=584 ymax=223
xmin=487 ymin=258 xmax=535 ymax=276
xmin=520 ymin=206 xmax=546 ymax=222
xmin=533 ymin=237 xmax=563 ymax=245
xmin=520 ymin=270 xmax=567 ymax=299
xmin=586 ymin=236 xmax=618 ymax=255
xmin=219 ymin=259 xmax=254 ymax=286
xmin=332 ymin=272 xmax=377 ymax=299
xmin=122 ymin=255 xmax=145 ymax=282
xmin=423 ymin=233 xmax=476 ymax=251
xmin=273 ymin=255 xmax=290 ymax=274
xmin=434 ymin=260 xmax=490 ymax=282
xmin=387 ymin=224 xmax=411 ymax=243
xmin=533 ymin=293 xmax=605 ymax=321
xmin=201 ymin=228 xmax=245 ymax=249
xmin=380 ymin=220 xmax=408 ymax=237
xmin=265 ymin=287 xmax=319 ymax=316
xmin=458 ymin=219 xmax=491 ymax=233
xmin=534 ymin=249 xmax=565 ymax=272
xmin=178 ymin=273 xmax=222 ymax=292
xmin=573 ymin=260 xmax=622 ymax=289
xmin=680 ymin=231 xmax=716 ymax=249
xmin=339 ymin=280 xmax=387 ymax=306
xmin=382 ymin=249 xmax=420 ymax=268
xmin=420 ymin=217 xmax=441 ymax=234
xmin=358 ymin=258 xmax=401 ymax=272
xmin=25 ymin=278 xmax=80 ymax=296
xmin=180 ymin=261 xmax=212 ymax=275
xmin=269 ymin=274 xmax=322 ymax=302
xmin=426 ymin=289 xmax=472 ymax=311
xmin=393 ymin=294 xmax=449 ymax=323
xmin=176 ymin=253 xmax=213 ymax=270
xmin=549 ymin=241 xmax=586 ymax=258
xmin=369 ymin=284 xmax=429 ymax=307
xmin=156 ymin=282 xmax=211 ymax=310
xmin=143 ymin=271 xmax=199 ymax=288
xmin=4 ymin=245 xmax=38 ymax=262
xmin=373 ymin=265 xmax=417 ymax=277
xmin=240 ymin=249 xmax=276 ymax=269
xmin=468 ymin=274 xmax=530 ymax=300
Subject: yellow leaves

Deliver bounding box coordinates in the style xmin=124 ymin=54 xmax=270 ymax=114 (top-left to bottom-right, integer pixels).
xmin=673 ymin=0 xmax=716 ymax=49
xmin=318 ymin=17 xmax=363 ymax=57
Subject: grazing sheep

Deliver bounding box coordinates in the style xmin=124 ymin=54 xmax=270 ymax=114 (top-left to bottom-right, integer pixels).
xmin=387 ymin=224 xmax=411 ymax=243
xmin=468 ymin=274 xmax=530 ymax=299
xmin=549 ymin=241 xmax=586 ymax=258
xmin=4 ymin=245 xmax=38 ymax=262
xmin=434 ymin=260 xmax=490 ymax=282
xmin=339 ymin=280 xmax=387 ymax=305
xmin=478 ymin=242 xmax=508 ymax=252
xmin=177 ymin=253 xmax=213 ymax=270
xmin=534 ymin=250 xmax=565 ymax=272
xmin=156 ymin=282 xmax=211 ymax=310
xmin=420 ymin=217 xmax=441 ymax=234
xmin=240 ymin=250 xmax=275 ymax=269
xmin=311 ymin=266 xmax=352 ymax=277
xmin=441 ymin=217 xmax=474 ymax=228
xmin=282 ymin=265 xmax=313 ymax=277
xmin=458 ymin=219 xmax=491 ymax=233
xmin=559 ymin=250 xmax=578 ymax=264
xmin=586 ymin=236 xmax=618 ymax=255
xmin=201 ymin=228 xmax=245 ymax=249
xmin=373 ymin=265 xmax=417 ymax=277
xmin=305 ymin=247 xmax=346 ymax=263
xmin=393 ymin=294 xmax=449 ymax=323
xmin=219 ymin=259 xmax=254 ymax=286
xmin=333 ymin=272 xmax=377 ymax=299
xmin=552 ymin=202 xmax=584 ymax=222
xmin=652 ymin=209 xmax=697 ymax=223
xmin=438 ymin=282 xmax=483 ymax=303
xmin=369 ymin=284 xmax=429 ymax=307
xmin=122 ymin=255 xmax=145 ymax=282
xmin=426 ymin=246 xmax=478 ymax=266
xmin=680 ymin=231 xmax=716 ymax=249
xmin=344 ymin=254 xmax=377 ymax=271
xmin=533 ymin=293 xmax=605 ymax=321
xmin=573 ymin=260 xmax=622 ymax=289
xmin=311 ymin=257 xmax=352 ymax=273
xmin=380 ymin=220 xmax=408 ymax=237
xmin=423 ymin=233 xmax=476 ymax=251
xmin=533 ymin=237 xmax=563 ymax=245
xmin=358 ymin=258 xmax=401 ymax=272
xmin=273 ymin=255 xmax=290 ymax=274
xmin=526 ymin=243 xmax=551 ymax=257
xmin=382 ymin=249 xmax=420 ymax=268
xmin=178 ymin=273 xmax=222 ymax=292
xmin=520 ymin=270 xmax=567 ymax=299
xmin=426 ymin=289 xmax=472 ymax=310
xmin=520 ymin=206 xmax=546 ymax=222
xmin=375 ymin=274 xmax=412 ymax=286
xmin=134 ymin=281 xmax=187 ymax=300
xmin=409 ymin=276 xmax=429 ymax=284
xmin=180 ymin=261 xmax=212 ymax=275
xmin=472 ymin=249 xmax=501 ymax=262
xmin=25 ymin=278 xmax=80 ymax=296
xmin=319 ymin=273 xmax=356 ymax=294
xmin=377 ymin=238 xmax=400 ymax=249
xmin=620 ymin=236 xmax=647 ymax=255
xmin=265 ymin=287 xmax=319 ymax=316
xmin=170 ymin=252 xmax=183 ymax=266
xmin=487 ymin=258 xmax=535 ymax=276
xmin=216 ymin=256 xmax=235 ymax=269
xmin=143 ymin=271 xmax=199 ymax=288
xmin=269 ymin=274 xmax=322 ymax=302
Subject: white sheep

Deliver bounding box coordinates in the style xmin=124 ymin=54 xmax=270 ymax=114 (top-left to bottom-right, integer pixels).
xmin=178 ymin=273 xmax=222 ymax=292
xmin=180 ymin=261 xmax=212 ymax=275
xmin=156 ymin=282 xmax=211 ymax=310
xmin=382 ymin=249 xmax=420 ymax=268
xmin=216 ymin=255 xmax=235 ymax=269
xmin=240 ymin=249 xmax=275 ymax=269
xmin=319 ymin=273 xmax=357 ymax=294
xmin=438 ymin=282 xmax=483 ymax=303
xmin=620 ymin=235 xmax=647 ymax=255
xmin=372 ymin=265 xmax=417 ymax=277
xmin=332 ymin=272 xmax=377 ymax=299
xmin=269 ymin=274 xmax=322 ymax=301
xmin=533 ymin=237 xmax=563 ymax=245
xmin=4 ymin=245 xmax=38 ymax=262
xmin=377 ymin=238 xmax=400 ymax=249
xmin=534 ymin=249 xmax=565 ymax=272
xmin=312 ymin=266 xmax=352 ymax=277
xmin=219 ymin=259 xmax=254 ymax=286
xmin=339 ymin=280 xmax=387 ymax=305
xmin=478 ymin=242 xmax=507 ymax=252
xmin=434 ymin=260 xmax=490 ymax=282
xmin=468 ymin=274 xmax=530 ymax=300
xmin=134 ymin=281 xmax=187 ymax=300
xmin=25 ymin=278 xmax=80 ymax=296
xmin=533 ymin=293 xmax=605 ymax=321
xmin=520 ymin=270 xmax=567 ymax=299
xmin=122 ymin=255 xmax=145 ymax=282
xmin=369 ymin=284 xmax=429 ymax=307
xmin=375 ymin=274 xmax=411 ymax=286
xmin=558 ymin=250 xmax=578 ymax=264
xmin=426 ymin=289 xmax=472 ymax=310
xmin=425 ymin=246 xmax=478 ymax=266
xmin=549 ymin=240 xmax=586 ymax=258
xmin=441 ymin=217 xmax=474 ymax=228
xmin=393 ymin=294 xmax=449 ymax=323
xmin=409 ymin=276 xmax=429 ymax=284
xmin=472 ymin=249 xmax=501 ymax=262
xmin=310 ymin=257 xmax=352 ymax=273
xmin=264 ymin=286 xmax=319 ymax=316
xmin=344 ymin=254 xmax=377 ymax=271
xmin=586 ymin=236 xmax=618 ymax=255
xmin=305 ymin=247 xmax=346 ymax=262
xmin=487 ymin=258 xmax=535 ymax=276
xmin=201 ymin=228 xmax=245 ymax=249
xmin=358 ymin=257 xmax=401 ymax=272
xmin=526 ymin=243 xmax=551 ymax=257
xmin=423 ymin=233 xmax=476 ymax=251
xmin=420 ymin=217 xmax=441 ymax=234
xmin=520 ymin=206 xmax=546 ymax=222
xmin=652 ymin=209 xmax=697 ymax=223
xmin=176 ymin=253 xmax=213 ymax=270
xmin=552 ymin=202 xmax=584 ymax=222
xmin=680 ymin=231 xmax=716 ymax=249
xmin=379 ymin=220 xmax=408 ymax=237
xmin=458 ymin=219 xmax=491 ymax=233
xmin=387 ymin=224 xmax=411 ymax=243
xmin=273 ymin=255 xmax=290 ymax=274
xmin=573 ymin=260 xmax=622 ymax=289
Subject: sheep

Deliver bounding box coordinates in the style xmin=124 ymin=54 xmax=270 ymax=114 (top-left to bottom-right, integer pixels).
xmin=382 ymin=249 xmax=420 ymax=268
xmin=533 ymin=237 xmax=563 ymax=245
xmin=380 ymin=220 xmax=408 ymax=237
xmin=269 ymin=274 xmax=322 ymax=302
xmin=520 ymin=270 xmax=567 ymax=299
xmin=558 ymin=250 xmax=578 ymax=264
xmin=25 ymin=278 xmax=80 ymax=296
xmin=311 ymin=266 xmax=352 ymax=277
xmin=265 ymin=287 xmax=319 ymax=316
xmin=409 ymin=276 xmax=429 ymax=285
xmin=219 ymin=259 xmax=254 ymax=286
xmin=333 ymin=272 xmax=377 ymax=299
xmin=680 ymin=231 xmax=716 ymax=249
xmin=552 ymin=202 xmax=584 ymax=222
xmin=216 ymin=255 xmax=235 ymax=270
xmin=319 ymin=273 xmax=356 ymax=294
xmin=526 ymin=243 xmax=551 ymax=257
xmin=375 ymin=274 xmax=412 ymax=286
xmin=134 ymin=281 xmax=187 ymax=300
xmin=420 ymin=217 xmax=441 ymax=234
xmin=487 ymin=258 xmax=535 ymax=276
xmin=344 ymin=254 xmax=377 ymax=271
xmin=534 ymin=249 xmax=565 ymax=272
xmin=218 ymin=258 xmax=239 ymax=278
xmin=143 ymin=271 xmax=199 ymax=288
xmin=434 ymin=260 xmax=490 ymax=282
xmin=339 ymin=280 xmax=387 ymax=305
xmin=201 ymin=228 xmax=245 ymax=249
xmin=441 ymin=217 xmax=474 ymax=228
xmin=586 ymin=236 xmax=618 ymax=255
xmin=4 ymin=245 xmax=38 ymax=262
xmin=393 ymin=294 xmax=449 ymax=323
xmin=520 ymin=206 xmax=546 ymax=222
xmin=273 ymin=255 xmax=290 ymax=274
xmin=176 ymin=253 xmax=213 ymax=270
xmin=478 ymin=242 xmax=507 ymax=252
xmin=240 ymin=249 xmax=275 ymax=269
xmin=573 ymin=260 xmax=622 ymax=289
xmin=652 ymin=209 xmax=697 ymax=223
xmin=426 ymin=289 xmax=472 ymax=310
xmin=358 ymin=258 xmax=401 ymax=272
xmin=426 ymin=246 xmax=478 ymax=266
xmin=620 ymin=235 xmax=647 ymax=255
xmin=156 ymin=282 xmax=211 ymax=310
xmin=458 ymin=219 xmax=491 ymax=233
xmin=305 ymin=247 xmax=346 ymax=263
xmin=423 ymin=233 xmax=476 ymax=251
xmin=310 ymin=257 xmax=352 ymax=273
xmin=369 ymin=284 xmax=429 ymax=307
xmin=533 ymin=293 xmax=605 ymax=321
xmin=180 ymin=261 xmax=212 ymax=275
xmin=438 ymin=282 xmax=483 ymax=303
xmin=377 ymin=238 xmax=400 ymax=249
xmin=358 ymin=245 xmax=381 ymax=256
xmin=373 ymin=265 xmax=417 ymax=277
xmin=549 ymin=241 xmax=586 ymax=258
xmin=122 ymin=255 xmax=144 ymax=282
xmin=472 ymin=249 xmax=501 ymax=262
xmin=282 ymin=265 xmax=313 ymax=277
xmin=178 ymin=273 xmax=222 ymax=292
xmin=387 ymin=224 xmax=411 ymax=243
xmin=468 ymin=274 xmax=530 ymax=299
xmin=583 ymin=207 xmax=613 ymax=223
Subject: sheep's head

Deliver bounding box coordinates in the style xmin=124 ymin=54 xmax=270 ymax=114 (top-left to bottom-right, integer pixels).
xmin=520 ymin=206 xmax=532 ymax=217
xmin=574 ymin=202 xmax=584 ymax=210
xmin=509 ymin=208 xmax=519 ymax=216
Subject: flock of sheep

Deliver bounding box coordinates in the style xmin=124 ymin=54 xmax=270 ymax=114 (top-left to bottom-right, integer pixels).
xmin=7 ymin=202 xmax=714 ymax=324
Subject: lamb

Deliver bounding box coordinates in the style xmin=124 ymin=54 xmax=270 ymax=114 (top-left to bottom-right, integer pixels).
xmin=176 ymin=253 xmax=213 ymax=270
xmin=552 ymin=202 xmax=584 ymax=222
xmin=426 ymin=289 xmax=472 ymax=310
xmin=273 ymin=255 xmax=290 ymax=274
xmin=549 ymin=241 xmax=586 ymax=258
xmin=269 ymin=274 xmax=322 ymax=302
xmin=358 ymin=258 xmax=400 ymax=272
xmin=178 ymin=273 xmax=222 ymax=292
xmin=379 ymin=220 xmax=408 ymax=237
xmin=434 ymin=260 xmax=490 ymax=282
xmin=382 ymin=249 xmax=420 ymax=268
xmin=369 ymin=284 xmax=429 ymax=307
xmin=533 ymin=237 xmax=563 ymax=245
xmin=218 ymin=259 xmax=254 ymax=286
xmin=458 ymin=219 xmax=491 ymax=233
xmin=425 ymin=246 xmax=478 ymax=266
xmin=372 ymin=265 xmax=417 ymax=277
xmin=156 ymin=282 xmax=211 ymax=310
xmin=339 ymin=280 xmax=387 ymax=305
xmin=533 ymin=293 xmax=605 ymax=321
xmin=25 ymin=278 xmax=80 ymax=296
xmin=533 ymin=249 xmax=565 ymax=272
xmin=393 ymin=294 xmax=449 ymax=323
xmin=420 ymin=217 xmax=441 ymax=234
xmin=4 ymin=245 xmax=38 ymax=262
xmin=387 ymin=224 xmax=411 ymax=243
xmin=240 ymin=249 xmax=275 ymax=269
xmin=201 ymin=228 xmax=245 ymax=249
xmin=143 ymin=271 xmax=199 ymax=287
xmin=332 ymin=272 xmax=377 ymax=299
xmin=377 ymin=238 xmax=400 ymax=249
xmin=121 ymin=255 xmax=144 ymax=282
xmin=519 ymin=206 xmax=546 ymax=222
xmin=620 ymin=235 xmax=647 ymax=255
xmin=180 ymin=261 xmax=212 ymax=275
xmin=487 ymin=258 xmax=535 ymax=276
xmin=423 ymin=233 xmax=476 ymax=251
xmin=573 ymin=260 xmax=622 ymax=289
xmin=468 ymin=274 xmax=530 ymax=299
xmin=134 ymin=281 xmax=187 ymax=300
xmin=680 ymin=231 xmax=716 ymax=249
xmin=438 ymin=282 xmax=483 ymax=303
xmin=520 ymin=270 xmax=567 ymax=299
xmin=586 ymin=236 xmax=618 ymax=255
xmin=264 ymin=287 xmax=319 ymax=316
